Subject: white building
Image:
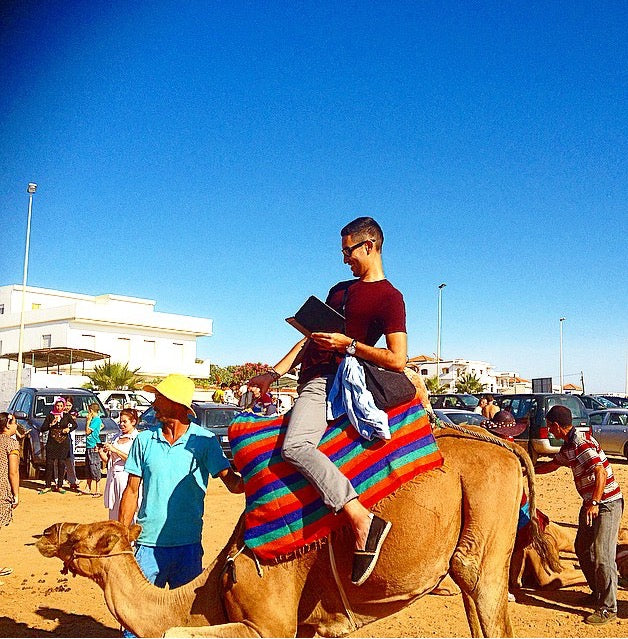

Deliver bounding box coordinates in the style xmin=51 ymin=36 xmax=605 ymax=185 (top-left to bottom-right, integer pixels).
xmin=408 ymin=354 xmax=530 ymax=394
xmin=0 ymin=284 xmax=213 ymax=380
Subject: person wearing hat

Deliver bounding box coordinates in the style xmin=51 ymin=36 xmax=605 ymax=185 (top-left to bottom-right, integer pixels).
xmin=480 ymin=409 xmax=527 ymax=442
xmin=119 ymin=374 xmax=243 ymax=595
xmin=536 ymin=405 xmax=623 ymax=626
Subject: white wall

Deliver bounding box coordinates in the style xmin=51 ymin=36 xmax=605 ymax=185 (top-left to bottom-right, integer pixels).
xmin=0 ymin=284 xmax=212 ymax=379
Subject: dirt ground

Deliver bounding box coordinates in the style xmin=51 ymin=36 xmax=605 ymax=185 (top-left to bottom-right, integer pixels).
xmin=0 ymin=457 xmax=626 ymax=638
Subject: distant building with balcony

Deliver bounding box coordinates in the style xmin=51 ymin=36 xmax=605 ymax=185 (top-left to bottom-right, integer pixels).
xmin=0 ymin=284 xmax=212 ymax=381
xmin=408 ymin=354 xmax=529 ymax=394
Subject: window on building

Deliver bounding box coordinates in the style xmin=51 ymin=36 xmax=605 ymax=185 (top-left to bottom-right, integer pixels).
xmin=32 ymin=303 xmax=41 ymax=310
xmin=443 ymin=368 xmax=449 ymax=374
xmin=420 ymin=368 xmax=428 ymax=376
xmin=117 ymin=337 xmax=131 ymax=360
xmin=144 ymin=340 xmax=156 ymax=359
xmin=82 ymin=334 xmax=96 ymax=350
xmin=41 ymin=334 xmax=52 ymax=348
xmin=0 ymin=304 xmax=4 ymax=314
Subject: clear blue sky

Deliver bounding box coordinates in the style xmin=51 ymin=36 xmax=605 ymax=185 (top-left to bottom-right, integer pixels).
xmin=1 ymin=1 xmax=626 ymax=392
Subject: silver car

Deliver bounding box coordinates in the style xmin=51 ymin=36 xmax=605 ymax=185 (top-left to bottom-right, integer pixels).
xmin=434 ymin=409 xmax=485 ymax=426
xmin=590 ymin=409 xmax=628 ymax=459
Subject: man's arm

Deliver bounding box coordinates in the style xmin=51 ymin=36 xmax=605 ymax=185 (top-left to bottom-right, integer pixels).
xmin=534 ymin=459 xmax=561 ymax=474
xmin=218 ymin=467 xmax=245 ymax=494
xmin=310 ymin=331 xmax=407 ymax=371
xmin=585 ymin=464 xmax=608 ymax=525
xmin=118 ymin=474 xmax=141 ymax=527
xmin=248 ymin=338 xmax=308 ymax=395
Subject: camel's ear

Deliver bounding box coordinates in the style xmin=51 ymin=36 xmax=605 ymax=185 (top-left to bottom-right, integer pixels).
xmin=96 ymin=533 xmax=123 ymax=555
xmin=127 ymin=524 xmax=142 ymax=542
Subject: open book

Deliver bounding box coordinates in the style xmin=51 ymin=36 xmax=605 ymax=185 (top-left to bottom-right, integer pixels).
xmin=285 ymin=296 xmax=345 ymax=337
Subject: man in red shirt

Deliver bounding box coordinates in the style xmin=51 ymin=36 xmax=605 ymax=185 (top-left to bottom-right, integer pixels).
xmin=249 ymin=217 xmax=407 ymax=586
xmin=536 ymin=405 xmax=623 ymax=625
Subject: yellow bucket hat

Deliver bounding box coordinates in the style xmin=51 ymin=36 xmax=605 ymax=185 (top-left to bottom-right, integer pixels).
xmin=143 ymin=374 xmax=196 ymax=416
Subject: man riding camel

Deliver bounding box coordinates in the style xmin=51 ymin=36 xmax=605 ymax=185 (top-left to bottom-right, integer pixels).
xmin=248 ymin=216 xmax=407 ymax=586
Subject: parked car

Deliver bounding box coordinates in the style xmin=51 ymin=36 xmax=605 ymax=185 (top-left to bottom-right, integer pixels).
xmin=97 ymin=390 xmax=153 ymax=414
xmin=7 ymin=387 xmax=119 ymax=479
xmin=578 ymin=394 xmax=618 ymax=414
xmin=497 ymin=393 xmax=590 ymax=463
xmin=599 ymin=395 xmax=628 ymax=409
xmin=589 ymin=409 xmax=628 ymax=459
xmin=138 ymin=402 xmax=239 ymax=460
xmin=434 ymin=409 xmax=485 ymax=426
xmin=430 ymin=394 xmax=479 ymax=410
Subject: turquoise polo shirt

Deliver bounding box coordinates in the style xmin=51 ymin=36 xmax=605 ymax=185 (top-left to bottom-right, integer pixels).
xmin=124 ymin=423 xmax=230 ymax=547
xmin=85 ymin=416 xmax=102 ymax=448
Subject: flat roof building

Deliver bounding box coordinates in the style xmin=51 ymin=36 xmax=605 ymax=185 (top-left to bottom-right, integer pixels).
xmin=0 ymin=284 xmax=212 ymax=380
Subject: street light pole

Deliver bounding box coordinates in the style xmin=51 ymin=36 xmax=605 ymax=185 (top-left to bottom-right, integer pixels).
xmin=16 ymin=183 xmax=37 ymax=392
xmin=436 ymin=283 xmax=446 ymax=387
xmin=559 ymin=317 xmax=566 ymax=393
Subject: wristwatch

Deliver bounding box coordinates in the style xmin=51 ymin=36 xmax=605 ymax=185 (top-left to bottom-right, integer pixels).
xmin=346 ymin=339 xmax=357 ymax=356
xmin=589 ymin=499 xmax=599 ymax=507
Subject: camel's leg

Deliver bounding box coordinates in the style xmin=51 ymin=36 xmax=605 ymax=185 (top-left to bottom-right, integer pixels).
xmin=459 ymin=591 xmax=482 ymax=638
xmin=164 ymin=622 xmax=262 ymax=638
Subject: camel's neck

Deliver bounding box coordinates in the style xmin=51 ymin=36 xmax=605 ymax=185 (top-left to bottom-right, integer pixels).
xmin=94 ymin=554 xmax=225 ymax=637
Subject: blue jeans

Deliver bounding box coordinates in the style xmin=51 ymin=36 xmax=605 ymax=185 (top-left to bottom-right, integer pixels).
xmin=575 ymin=498 xmax=624 ymax=612
xmin=121 ymin=543 xmax=203 ymax=637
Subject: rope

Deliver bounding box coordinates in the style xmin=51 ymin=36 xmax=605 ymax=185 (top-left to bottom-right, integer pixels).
xmin=432 ymin=417 xmax=517 ymax=453
xmin=328 ymin=542 xmax=358 ymax=631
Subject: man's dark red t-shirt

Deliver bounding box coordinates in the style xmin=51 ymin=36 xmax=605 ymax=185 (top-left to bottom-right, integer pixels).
xmin=298 ymin=279 xmax=406 ymax=384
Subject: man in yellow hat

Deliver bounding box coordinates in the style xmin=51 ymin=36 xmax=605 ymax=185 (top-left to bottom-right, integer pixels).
xmin=119 ymin=374 xmax=243 ymax=597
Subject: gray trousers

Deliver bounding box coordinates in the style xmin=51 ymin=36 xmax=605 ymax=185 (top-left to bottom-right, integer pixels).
xmin=281 ymin=375 xmax=358 ymax=512
xmin=575 ymin=497 xmax=623 ymax=612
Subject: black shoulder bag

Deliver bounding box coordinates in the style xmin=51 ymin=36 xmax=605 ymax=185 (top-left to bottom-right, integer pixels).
xmin=340 ymin=285 xmax=416 ymax=411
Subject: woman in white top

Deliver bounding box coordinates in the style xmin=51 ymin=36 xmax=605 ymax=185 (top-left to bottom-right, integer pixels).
xmin=99 ymin=408 xmax=139 ymax=520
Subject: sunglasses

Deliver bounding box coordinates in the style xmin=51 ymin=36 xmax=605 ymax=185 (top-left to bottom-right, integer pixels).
xmin=341 ymin=239 xmax=373 ymax=258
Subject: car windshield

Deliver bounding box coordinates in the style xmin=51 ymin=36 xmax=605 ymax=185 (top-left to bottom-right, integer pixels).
xmin=34 ymin=393 xmax=107 ymax=418
xmin=545 ymin=395 xmax=587 ymax=420
xmin=446 ymin=412 xmax=485 ymax=426
xmin=203 ymin=408 xmax=238 ymax=428
xmin=459 ymin=395 xmax=479 ymax=408
xmin=594 ymin=396 xmax=617 ymax=408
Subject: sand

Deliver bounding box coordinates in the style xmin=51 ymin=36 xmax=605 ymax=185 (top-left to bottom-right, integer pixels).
xmin=0 ymin=458 xmax=626 ymax=637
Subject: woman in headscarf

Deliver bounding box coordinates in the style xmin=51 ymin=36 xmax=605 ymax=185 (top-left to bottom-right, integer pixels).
xmin=39 ymin=396 xmax=76 ymax=494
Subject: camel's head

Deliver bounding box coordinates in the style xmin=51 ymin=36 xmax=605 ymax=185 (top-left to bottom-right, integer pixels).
xmin=37 ymin=521 xmax=142 ymax=577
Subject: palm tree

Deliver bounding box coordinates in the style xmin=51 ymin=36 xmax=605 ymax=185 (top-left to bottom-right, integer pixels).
xmin=425 ymin=375 xmax=449 ymax=395
xmin=83 ymin=361 xmax=142 ymax=391
xmin=455 ymin=373 xmax=486 ymax=394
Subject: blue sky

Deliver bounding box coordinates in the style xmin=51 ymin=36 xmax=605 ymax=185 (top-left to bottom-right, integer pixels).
xmin=1 ymin=1 xmax=626 ymax=392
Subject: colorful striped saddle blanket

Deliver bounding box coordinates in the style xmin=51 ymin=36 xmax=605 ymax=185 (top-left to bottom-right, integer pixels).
xmin=228 ymin=398 xmax=443 ymax=560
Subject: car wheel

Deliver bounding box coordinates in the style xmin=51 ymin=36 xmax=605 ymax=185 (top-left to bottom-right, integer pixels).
xmin=23 ymin=443 xmax=39 ymax=480
xmin=624 ymin=442 xmax=628 ymax=461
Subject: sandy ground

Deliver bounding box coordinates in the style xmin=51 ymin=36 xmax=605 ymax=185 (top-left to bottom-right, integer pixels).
xmin=0 ymin=457 xmax=626 ymax=638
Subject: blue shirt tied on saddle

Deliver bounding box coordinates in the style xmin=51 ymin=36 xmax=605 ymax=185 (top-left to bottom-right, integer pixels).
xmin=124 ymin=423 xmax=230 ymax=547
xmin=326 ymin=355 xmax=390 ymax=441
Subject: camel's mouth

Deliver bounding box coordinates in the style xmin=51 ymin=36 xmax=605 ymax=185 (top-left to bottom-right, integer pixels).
xmin=36 ymin=535 xmax=60 ymax=558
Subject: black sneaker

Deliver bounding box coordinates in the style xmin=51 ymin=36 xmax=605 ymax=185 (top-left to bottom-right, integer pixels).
xmin=351 ymin=515 xmax=392 ymax=586
xmin=585 ymin=608 xmax=617 ymax=625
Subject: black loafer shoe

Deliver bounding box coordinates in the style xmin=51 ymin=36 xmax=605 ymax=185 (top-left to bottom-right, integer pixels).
xmin=351 ymin=515 xmax=392 ymax=586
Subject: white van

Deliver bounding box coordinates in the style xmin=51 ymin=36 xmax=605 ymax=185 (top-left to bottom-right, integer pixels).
xmin=97 ymin=390 xmax=153 ymax=414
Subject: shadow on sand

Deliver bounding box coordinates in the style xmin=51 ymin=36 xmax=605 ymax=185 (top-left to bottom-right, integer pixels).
xmin=0 ymin=608 xmax=118 ymax=638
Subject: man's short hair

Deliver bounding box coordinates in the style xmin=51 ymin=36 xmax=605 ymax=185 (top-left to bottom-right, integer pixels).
xmin=546 ymin=405 xmax=572 ymax=427
xmin=341 ymin=217 xmax=384 ymax=251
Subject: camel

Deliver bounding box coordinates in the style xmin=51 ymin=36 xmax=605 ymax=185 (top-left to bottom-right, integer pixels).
xmin=509 ymin=521 xmax=585 ymax=590
xmin=37 ymin=429 xmax=557 ymax=638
